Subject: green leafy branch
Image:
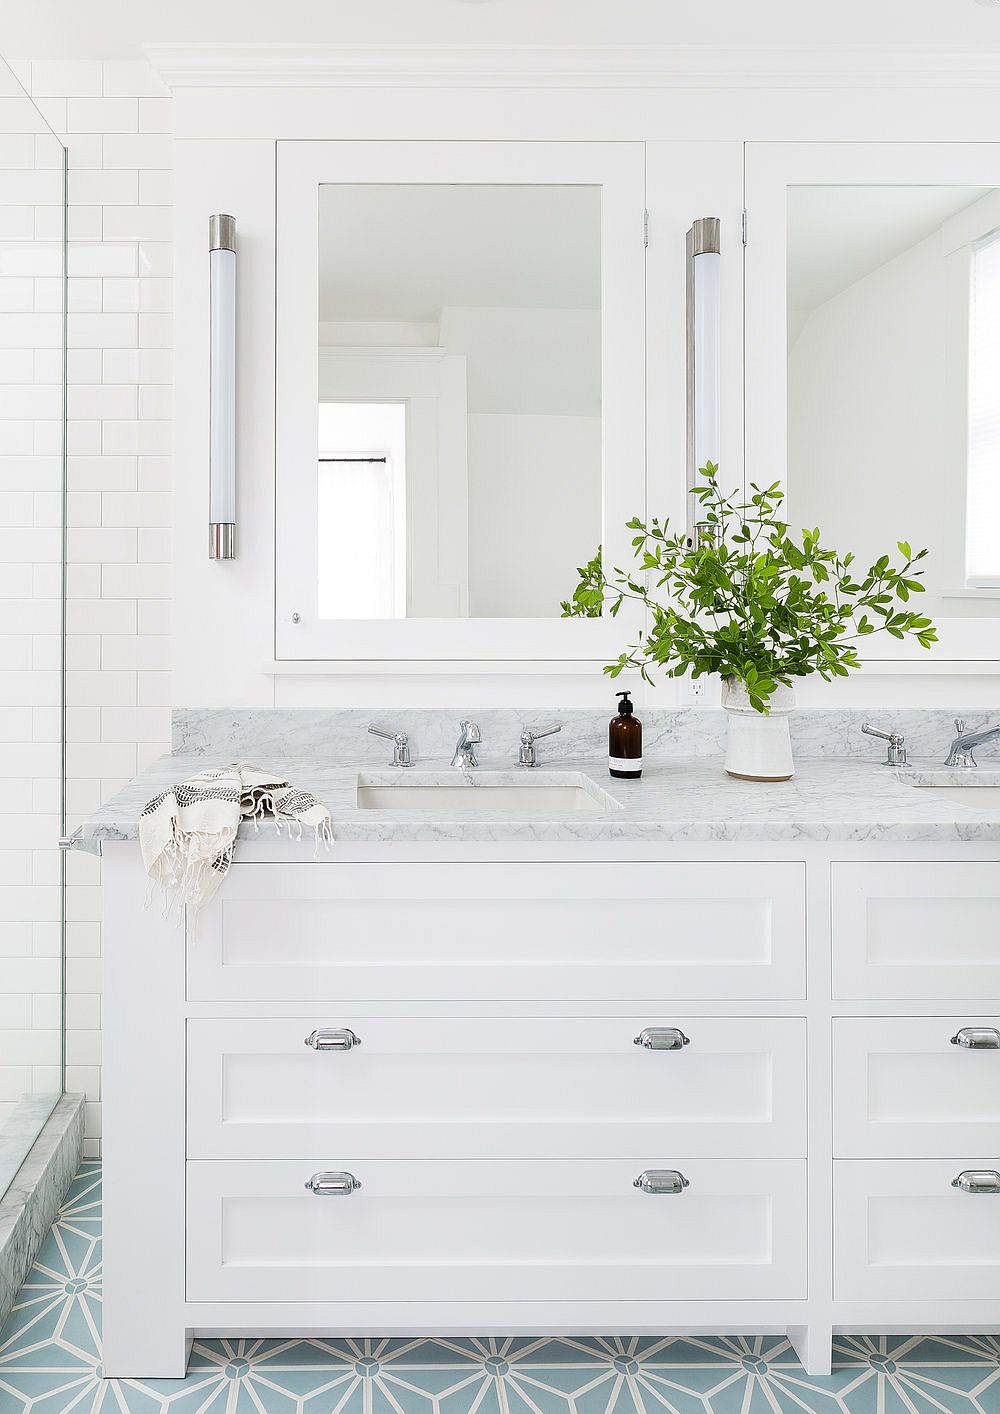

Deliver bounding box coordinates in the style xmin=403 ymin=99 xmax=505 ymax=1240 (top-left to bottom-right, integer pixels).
xmin=560 ymin=465 xmax=937 ymax=712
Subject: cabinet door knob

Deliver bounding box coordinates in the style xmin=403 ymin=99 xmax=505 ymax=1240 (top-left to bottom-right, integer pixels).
xmin=304 ymin=1028 xmax=361 ymax=1051
xmin=634 ymin=1027 xmax=690 ymax=1050
xmin=951 ymin=1169 xmax=1000 ymax=1194
xmin=950 ymin=1027 xmax=1000 ymax=1050
xmin=304 ymin=1171 xmax=362 ymax=1195
xmin=633 ymin=1169 xmax=690 ymax=1195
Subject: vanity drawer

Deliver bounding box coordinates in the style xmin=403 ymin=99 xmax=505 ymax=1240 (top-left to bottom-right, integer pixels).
xmin=187 ymin=1015 xmax=807 ymax=1160
xmin=834 ymin=1017 xmax=1000 ymax=1157
xmin=835 ymin=1159 xmax=1000 ymax=1299
xmin=186 ymin=1157 xmax=806 ymax=1303
xmin=832 ymin=863 xmax=1000 ymax=999
xmin=188 ymin=862 xmax=806 ymax=1002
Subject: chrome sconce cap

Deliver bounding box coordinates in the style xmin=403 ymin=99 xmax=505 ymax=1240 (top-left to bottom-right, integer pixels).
xmin=209 ymin=213 xmax=237 ymax=252
xmin=209 ymin=522 xmax=235 ymax=559
xmin=687 ymin=215 xmax=721 ymax=257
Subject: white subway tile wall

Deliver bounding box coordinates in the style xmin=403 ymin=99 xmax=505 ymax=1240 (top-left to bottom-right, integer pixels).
xmin=1 ymin=59 xmax=173 ymax=1157
xmin=0 ymin=80 xmax=65 ymax=1145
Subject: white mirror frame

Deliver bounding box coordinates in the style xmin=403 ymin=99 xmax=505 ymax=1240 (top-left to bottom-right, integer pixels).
xmin=274 ymin=139 xmax=647 ymax=665
xmin=746 ymin=140 xmax=1000 ymax=666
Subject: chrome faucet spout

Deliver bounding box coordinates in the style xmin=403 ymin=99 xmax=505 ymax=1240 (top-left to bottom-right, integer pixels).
xmin=451 ymin=720 xmax=482 ymax=769
xmin=945 ymin=718 xmax=1000 ymax=768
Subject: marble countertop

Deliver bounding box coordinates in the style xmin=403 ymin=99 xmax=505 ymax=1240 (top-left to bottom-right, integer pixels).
xmin=76 ymin=753 xmax=1000 ymax=849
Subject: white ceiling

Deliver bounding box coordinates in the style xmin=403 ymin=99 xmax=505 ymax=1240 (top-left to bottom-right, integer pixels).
xmin=3 ymin=0 xmax=1000 ymax=61
xmin=319 ymin=184 xmax=601 ymax=322
xmin=787 ymin=185 xmax=989 ymax=313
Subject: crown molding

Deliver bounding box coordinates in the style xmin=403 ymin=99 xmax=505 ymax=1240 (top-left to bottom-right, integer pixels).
xmin=144 ymin=43 xmax=1000 ymax=91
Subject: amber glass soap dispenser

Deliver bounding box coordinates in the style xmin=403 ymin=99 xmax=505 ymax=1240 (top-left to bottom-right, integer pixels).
xmin=609 ymin=690 xmax=642 ymax=779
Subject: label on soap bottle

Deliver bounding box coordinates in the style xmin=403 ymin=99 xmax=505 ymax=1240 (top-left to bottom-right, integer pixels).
xmin=609 ymin=756 xmax=642 ymax=773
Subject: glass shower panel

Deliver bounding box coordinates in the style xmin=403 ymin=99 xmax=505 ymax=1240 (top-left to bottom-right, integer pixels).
xmin=0 ymin=55 xmax=66 ymax=1198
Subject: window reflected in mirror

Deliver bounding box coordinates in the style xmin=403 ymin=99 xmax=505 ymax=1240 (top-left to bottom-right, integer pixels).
xmin=318 ymin=403 xmax=406 ymax=619
xmin=787 ymin=185 xmax=1000 ymax=615
xmin=317 ymin=183 xmax=602 ymax=618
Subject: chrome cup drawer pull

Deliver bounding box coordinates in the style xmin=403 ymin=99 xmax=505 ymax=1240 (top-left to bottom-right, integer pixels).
xmin=950 ymin=1027 xmax=1000 ymax=1050
xmin=634 ymin=1027 xmax=690 ymax=1050
xmin=304 ymin=1028 xmax=361 ymax=1051
xmin=633 ymin=1169 xmax=690 ymax=1195
xmin=951 ymin=1170 xmax=1000 ymax=1194
xmin=304 ymin=1171 xmax=362 ymax=1196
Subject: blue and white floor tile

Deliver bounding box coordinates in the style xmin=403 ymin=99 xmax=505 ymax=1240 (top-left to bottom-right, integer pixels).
xmin=2 ymin=1163 xmax=999 ymax=1413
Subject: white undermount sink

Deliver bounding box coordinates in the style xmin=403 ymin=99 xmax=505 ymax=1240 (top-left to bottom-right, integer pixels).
xmin=356 ymin=770 xmax=620 ymax=815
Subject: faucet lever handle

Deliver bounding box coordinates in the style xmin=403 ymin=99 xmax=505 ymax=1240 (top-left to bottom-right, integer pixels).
xmin=519 ymin=722 xmax=562 ymax=767
xmin=522 ymin=722 xmax=561 ymax=744
xmin=368 ymin=722 xmax=412 ymax=768
xmin=861 ymin=722 xmax=907 ymax=767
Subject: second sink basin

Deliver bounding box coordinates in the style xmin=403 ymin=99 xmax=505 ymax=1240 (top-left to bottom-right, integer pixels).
xmin=356 ymin=770 xmax=620 ymax=815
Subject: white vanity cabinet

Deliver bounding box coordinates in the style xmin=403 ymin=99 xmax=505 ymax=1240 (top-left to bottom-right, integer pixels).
xmin=100 ymin=842 xmax=1000 ymax=1382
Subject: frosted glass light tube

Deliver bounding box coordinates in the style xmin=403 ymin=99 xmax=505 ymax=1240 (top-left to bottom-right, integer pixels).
xmin=693 ymin=249 xmax=721 ymax=474
xmin=209 ymin=214 xmax=236 ymax=558
xmin=686 ymin=217 xmax=721 ymax=544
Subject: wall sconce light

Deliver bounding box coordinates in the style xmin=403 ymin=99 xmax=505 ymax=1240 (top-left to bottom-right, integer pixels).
xmin=209 ymin=213 xmax=237 ymax=559
xmin=686 ymin=216 xmax=721 ymax=546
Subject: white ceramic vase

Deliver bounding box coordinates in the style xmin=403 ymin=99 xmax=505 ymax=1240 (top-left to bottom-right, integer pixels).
xmin=721 ymin=678 xmax=795 ymax=781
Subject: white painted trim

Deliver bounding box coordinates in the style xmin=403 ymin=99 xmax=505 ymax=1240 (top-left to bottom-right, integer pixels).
xmin=318 ymin=346 xmax=448 ymax=360
xmin=262 ymin=659 xmax=611 ymax=676
xmin=144 ymin=44 xmax=1000 ymax=92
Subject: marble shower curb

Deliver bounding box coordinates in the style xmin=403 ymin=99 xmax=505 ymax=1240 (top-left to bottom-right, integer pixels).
xmin=0 ymin=1093 xmax=84 ymax=1330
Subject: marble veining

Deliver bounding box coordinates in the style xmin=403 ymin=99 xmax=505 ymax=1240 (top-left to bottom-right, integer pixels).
xmin=0 ymin=1097 xmax=59 ymax=1204
xmin=0 ymin=1095 xmax=83 ymax=1333
xmin=172 ymin=706 xmax=1000 ymax=766
xmin=78 ymin=748 xmax=1000 ymax=848
xmin=906 ymin=768 xmax=1000 ymax=786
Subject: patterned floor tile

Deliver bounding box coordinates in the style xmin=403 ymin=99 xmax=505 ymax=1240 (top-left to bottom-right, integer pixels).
xmin=1 ymin=1162 xmax=1000 ymax=1413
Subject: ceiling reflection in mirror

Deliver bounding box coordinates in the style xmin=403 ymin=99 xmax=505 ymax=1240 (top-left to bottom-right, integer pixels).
xmin=787 ymin=185 xmax=1000 ymax=619
xmin=317 ymin=184 xmax=602 ymax=619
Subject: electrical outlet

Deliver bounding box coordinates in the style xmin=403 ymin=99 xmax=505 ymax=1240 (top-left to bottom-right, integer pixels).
xmin=686 ymin=675 xmax=706 ymax=701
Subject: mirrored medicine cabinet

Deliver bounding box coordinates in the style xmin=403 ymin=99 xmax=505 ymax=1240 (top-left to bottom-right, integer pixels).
xmin=274 ymin=140 xmax=647 ymax=663
xmin=270 ymin=138 xmax=1000 ymax=668
xmin=746 ymin=142 xmax=1000 ymax=664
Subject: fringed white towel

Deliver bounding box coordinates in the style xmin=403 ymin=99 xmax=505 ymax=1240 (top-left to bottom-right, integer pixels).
xmin=139 ymin=763 xmax=333 ymax=914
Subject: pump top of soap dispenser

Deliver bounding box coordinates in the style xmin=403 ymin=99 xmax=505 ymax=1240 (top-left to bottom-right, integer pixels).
xmin=616 ymin=691 xmax=634 ymax=715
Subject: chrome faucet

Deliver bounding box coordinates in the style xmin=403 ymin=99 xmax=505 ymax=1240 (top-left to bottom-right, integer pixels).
xmin=945 ymin=718 xmax=1000 ymax=768
xmin=368 ymin=722 xmax=412 ymax=768
xmin=518 ymin=722 xmax=561 ymax=767
xmin=451 ymin=719 xmax=481 ymax=769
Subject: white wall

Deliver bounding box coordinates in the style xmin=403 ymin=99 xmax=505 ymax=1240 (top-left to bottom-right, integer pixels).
xmin=442 ymin=305 xmax=602 ymax=617
xmin=468 ymin=413 xmax=601 ymax=617
xmin=2 ymin=57 xmax=172 ymax=1155
xmin=788 ymin=229 xmax=967 ymax=620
